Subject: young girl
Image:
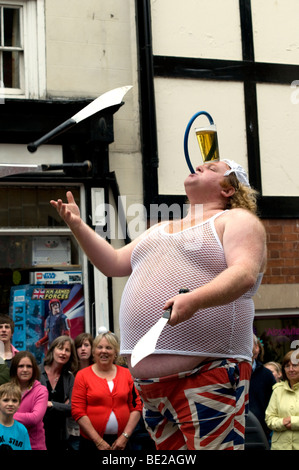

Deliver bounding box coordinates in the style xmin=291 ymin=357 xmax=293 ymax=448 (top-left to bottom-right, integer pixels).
xmin=75 ymin=333 xmax=94 ymax=370
xmin=67 ymin=332 xmax=94 ymax=450
xmin=10 ymin=351 xmax=48 ymax=450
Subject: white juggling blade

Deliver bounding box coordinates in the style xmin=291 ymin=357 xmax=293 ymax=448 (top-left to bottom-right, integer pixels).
xmin=131 ymin=312 xmax=170 ymax=368
xmin=130 ymin=288 xmax=189 ymax=368
xmin=72 ymin=85 xmax=132 ymax=123
xmin=27 ymin=85 xmax=132 ymax=153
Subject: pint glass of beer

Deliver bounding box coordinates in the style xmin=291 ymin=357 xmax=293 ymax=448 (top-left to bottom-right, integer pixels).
xmin=195 ymin=124 xmax=220 ymax=163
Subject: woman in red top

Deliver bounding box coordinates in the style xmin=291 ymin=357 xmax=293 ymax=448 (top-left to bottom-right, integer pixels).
xmin=71 ymin=329 xmax=142 ymax=451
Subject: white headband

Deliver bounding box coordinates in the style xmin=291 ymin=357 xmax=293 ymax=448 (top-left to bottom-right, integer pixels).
xmin=222 ymin=159 xmax=250 ymax=187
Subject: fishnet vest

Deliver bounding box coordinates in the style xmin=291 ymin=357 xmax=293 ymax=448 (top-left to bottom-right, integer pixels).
xmin=119 ymin=212 xmax=262 ymax=361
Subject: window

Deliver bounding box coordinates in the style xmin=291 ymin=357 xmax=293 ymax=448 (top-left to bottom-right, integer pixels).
xmin=0 ymin=184 xmax=83 ymax=312
xmin=254 ymin=313 xmax=299 ymax=363
xmin=0 ymin=185 xmax=80 ymax=228
xmin=0 ymin=6 xmax=24 ymax=88
xmin=0 ymin=5 xmax=23 ymax=90
xmin=0 ymin=0 xmax=46 ymax=98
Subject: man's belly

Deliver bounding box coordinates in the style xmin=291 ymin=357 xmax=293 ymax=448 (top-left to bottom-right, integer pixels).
xmin=125 ymin=354 xmax=210 ymax=379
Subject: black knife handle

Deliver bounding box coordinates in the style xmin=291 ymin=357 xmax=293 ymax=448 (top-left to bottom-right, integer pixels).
xmin=179 ymin=287 xmax=189 ymax=294
xmin=162 ymin=287 xmax=189 ymax=319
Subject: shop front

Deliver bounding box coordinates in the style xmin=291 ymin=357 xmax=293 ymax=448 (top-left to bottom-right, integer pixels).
xmin=0 ymin=98 xmax=122 ymax=357
xmin=254 ymin=310 xmax=299 ymax=364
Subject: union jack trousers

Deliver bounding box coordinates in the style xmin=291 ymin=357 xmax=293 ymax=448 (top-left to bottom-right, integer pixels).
xmin=134 ymin=359 xmax=252 ymax=450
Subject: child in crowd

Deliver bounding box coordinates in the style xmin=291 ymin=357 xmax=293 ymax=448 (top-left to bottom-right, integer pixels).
xmin=0 ymin=382 xmax=31 ymax=450
xmin=0 ymin=315 xmax=19 ymax=385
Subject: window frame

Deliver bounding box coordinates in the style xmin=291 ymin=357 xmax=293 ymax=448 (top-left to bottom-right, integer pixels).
xmin=0 ymin=0 xmax=46 ymax=99
xmin=0 ymin=4 xmax=24 ymax=92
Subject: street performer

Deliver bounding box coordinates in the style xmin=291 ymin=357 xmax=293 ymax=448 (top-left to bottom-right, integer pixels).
xmin=50 ymin=159 xmax=267 ymax=450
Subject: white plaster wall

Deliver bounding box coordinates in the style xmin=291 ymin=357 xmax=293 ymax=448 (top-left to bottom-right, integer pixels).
xmin=151 ymin=0 xmax=299 ymax=197
xmin=154 ymin=77 xmax=247 ymax=195
xmin=252 ymin=0 xmax=299 ymax=65
xmin=45 ymin=0 xmax=141 ymax=173
xmin=151 ymin=0 xmax=242 ymax=60
xmin=46 ymin=0 xmax=134 ymax=97
xmin=257 ymin=83 xmax=299 ymax=196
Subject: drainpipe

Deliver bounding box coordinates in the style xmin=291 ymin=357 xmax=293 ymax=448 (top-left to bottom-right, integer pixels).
xmin=135 ymin=0 xmax=159 ymax=209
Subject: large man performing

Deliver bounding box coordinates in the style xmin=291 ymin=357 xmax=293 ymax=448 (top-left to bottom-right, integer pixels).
xmin=51 ymin=159 xmax=267 ymax=450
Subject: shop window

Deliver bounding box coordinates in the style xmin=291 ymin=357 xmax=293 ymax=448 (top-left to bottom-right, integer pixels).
xmin=254 ymin=314 xmax=299 ymax=364
xmin=0 ymin=186 xmax=80 ymax=227
xmin=0 ymin=185 xmax=81 ymax=312
xmin=0 ymin=235 xmax=79 ymax=269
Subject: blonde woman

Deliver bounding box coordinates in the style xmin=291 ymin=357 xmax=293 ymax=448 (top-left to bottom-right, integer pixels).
xmin=72 ymin=330 xmax=142 ymax=451
xmin=265 ymin=350 xmax=299 ymax=450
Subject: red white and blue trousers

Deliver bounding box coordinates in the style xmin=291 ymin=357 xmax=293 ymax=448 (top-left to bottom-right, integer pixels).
xmin=134 ymin=358 xmax=251 ymax=450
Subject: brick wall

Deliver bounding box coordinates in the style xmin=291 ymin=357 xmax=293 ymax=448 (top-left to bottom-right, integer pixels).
xmin=262 ymin=219 xmax=299 ymax=284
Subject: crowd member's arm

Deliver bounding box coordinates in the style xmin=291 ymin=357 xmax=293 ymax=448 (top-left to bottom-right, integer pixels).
xmin=111 ymin=410 xmax=141 ymax=450
xmin=111 ymin=378 xmax=142 ymax=450
xmin=265 ymin=387 xmax=286 ymax=431
xmin=72 ymin=370 xmax=112 ymax=450
xmin=14 ymin=386 xmax=48 ymax=427
xmin=77 ymin=415 xmax=111 ymax=450
xmin=165 ymin=209 xmax=267 ymax=326
xmin=49 ymin=372 xmax=74 ymax=415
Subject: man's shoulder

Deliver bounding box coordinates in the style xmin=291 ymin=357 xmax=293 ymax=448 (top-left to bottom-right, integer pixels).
xmin=226 ymin=207 xmax=258 ymax=219
xmin=223 ymin=208 xmax=264 ymax=228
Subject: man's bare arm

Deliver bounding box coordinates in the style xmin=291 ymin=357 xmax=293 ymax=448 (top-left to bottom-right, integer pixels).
xmin=50 ymin=191 xmax=138 ymax=277
xmin=165 ymin=209 xmax=267 ymax=325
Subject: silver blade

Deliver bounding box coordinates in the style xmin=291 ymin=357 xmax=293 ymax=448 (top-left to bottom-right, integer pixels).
xmin=27 ymin=85 xmax=133 ymax=153
xmin=130 ymin=287 xmax=189 ymax=368
xmin=0 ymin=163 xmax=41 ymax=177
xmin=130 ymin=314 xmax=170 ymax=368
xmin=72 ymin=85 xmax=132 ymax=123
xmin=0 ymin=161 xmax=92 ymax=177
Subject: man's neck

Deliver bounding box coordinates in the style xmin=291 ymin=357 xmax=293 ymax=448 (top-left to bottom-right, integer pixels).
xmin=187 ymin=202 xmax=225 ymax=222
xmin=167 ymin=205 xmax=224 ymax=234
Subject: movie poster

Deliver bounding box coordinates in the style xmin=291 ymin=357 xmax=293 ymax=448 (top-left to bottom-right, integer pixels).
xmin=9 ymin=284 xmax=85 ymax=364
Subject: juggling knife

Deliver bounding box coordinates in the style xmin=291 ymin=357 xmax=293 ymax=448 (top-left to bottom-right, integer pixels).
xmin=0 ymin=161 xmax=92 ymax=178
xmin=130 ymin=288 xmax=189 ymax=368
xmin=27 ymin=85 xmax=132 ymax=153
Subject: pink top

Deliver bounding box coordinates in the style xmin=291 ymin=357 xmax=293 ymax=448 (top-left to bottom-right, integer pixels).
xmin=14 ymin=380 xmax=48 ymax=450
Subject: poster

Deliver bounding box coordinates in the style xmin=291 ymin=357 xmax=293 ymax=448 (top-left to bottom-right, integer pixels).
xmin=10 ymin=284 xmax=85 ymax=364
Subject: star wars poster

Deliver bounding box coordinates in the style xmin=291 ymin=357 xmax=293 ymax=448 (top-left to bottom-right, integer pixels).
xmin=9 ymin=284 xmax=85 ymax=364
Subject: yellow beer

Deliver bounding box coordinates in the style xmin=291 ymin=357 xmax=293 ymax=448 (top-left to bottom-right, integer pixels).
xmin=195 ymin=125 xmax=220 ymax=163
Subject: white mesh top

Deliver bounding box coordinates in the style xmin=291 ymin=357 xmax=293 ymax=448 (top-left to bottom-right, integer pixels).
xmin=119 ymin=211 xmax=263 ymax=362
